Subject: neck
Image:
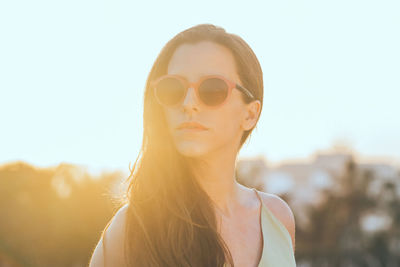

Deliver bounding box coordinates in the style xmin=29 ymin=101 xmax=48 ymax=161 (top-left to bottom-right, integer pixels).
xmin=185 ymin=145 xmax=241 ymax=217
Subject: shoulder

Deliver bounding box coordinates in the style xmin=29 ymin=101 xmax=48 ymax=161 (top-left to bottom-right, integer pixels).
xmin=257 ymin=191 xmax=296 ymax=252
xmin=89 ymin=203 xmax=130 ymax=267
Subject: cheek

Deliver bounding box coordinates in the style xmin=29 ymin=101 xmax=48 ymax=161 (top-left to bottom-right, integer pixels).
xmin=163 ymin=109 xmax=178 ymax=133
xmin=208 ymin=109 xmax=243 ymax=141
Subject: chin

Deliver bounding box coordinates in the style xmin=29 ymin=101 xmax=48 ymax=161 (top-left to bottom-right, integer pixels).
xmin=175 ymin=143 xmax=209 ymax=158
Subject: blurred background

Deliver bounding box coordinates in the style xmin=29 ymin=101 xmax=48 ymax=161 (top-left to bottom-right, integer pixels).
xmin=1 ymin=0 xmax=399 ymax=266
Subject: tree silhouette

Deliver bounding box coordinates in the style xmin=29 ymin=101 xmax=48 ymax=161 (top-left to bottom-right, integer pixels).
xmin=0 ymin=161 xmax=125 ymax=267
xmin=295 ymin=160 xmax=400 ymax=266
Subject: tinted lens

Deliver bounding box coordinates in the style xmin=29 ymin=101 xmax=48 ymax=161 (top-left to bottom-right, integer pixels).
xmin=198 ymin=78 xmax=229 ymax=106
xmin=154 ymin=77 xmax=185 ymax=106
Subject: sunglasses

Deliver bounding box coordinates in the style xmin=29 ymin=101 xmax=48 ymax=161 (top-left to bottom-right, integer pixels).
xmin=151 ymin=74 xmax=255 ymax=108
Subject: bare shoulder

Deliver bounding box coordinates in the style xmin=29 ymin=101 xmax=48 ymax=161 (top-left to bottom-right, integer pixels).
xmin=89 ymin=203 xmax=130 ymax=267
xmin=257 ymin=191 xmax=296 ymax=252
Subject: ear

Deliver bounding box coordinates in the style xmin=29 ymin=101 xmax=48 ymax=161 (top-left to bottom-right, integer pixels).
xmin=241 ymin=100 xmax=261 ymax=131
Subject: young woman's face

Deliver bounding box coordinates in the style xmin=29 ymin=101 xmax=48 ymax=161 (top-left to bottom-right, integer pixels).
xmin=162 ymin=41 xmax=258 ymax=158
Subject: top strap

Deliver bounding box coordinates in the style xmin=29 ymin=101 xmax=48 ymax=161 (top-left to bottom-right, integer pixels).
xmin=252 ymin=188 xmax=263 ymax=204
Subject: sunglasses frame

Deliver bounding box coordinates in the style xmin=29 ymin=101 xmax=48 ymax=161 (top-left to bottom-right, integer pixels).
xmin=151 ymin=74 xmax=255 ymax=109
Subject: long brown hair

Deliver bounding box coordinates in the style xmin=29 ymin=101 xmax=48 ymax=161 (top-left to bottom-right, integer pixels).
xmin=118 ymin=23 xmax=263 ymax=267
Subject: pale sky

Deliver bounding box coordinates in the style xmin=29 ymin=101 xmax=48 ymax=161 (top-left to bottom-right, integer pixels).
xmin=1 ymin=0 xmax=399 ymax=176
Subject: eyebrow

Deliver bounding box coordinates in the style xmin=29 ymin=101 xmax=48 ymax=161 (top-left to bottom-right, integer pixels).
xmin=169 ymin=73 xmax=235 ymax=81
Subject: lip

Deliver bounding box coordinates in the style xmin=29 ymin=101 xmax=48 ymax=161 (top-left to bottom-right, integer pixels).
xmin=176 ymin=121 xmax=208 ymax=131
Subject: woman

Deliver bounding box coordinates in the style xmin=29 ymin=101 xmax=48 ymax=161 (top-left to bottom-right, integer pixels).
xmin=89 ymin=23 xmax=296 ymax=267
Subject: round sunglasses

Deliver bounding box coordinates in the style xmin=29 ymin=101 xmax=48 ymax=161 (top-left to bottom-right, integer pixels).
xmin=151 ymin=74 xmax=255 ymax=109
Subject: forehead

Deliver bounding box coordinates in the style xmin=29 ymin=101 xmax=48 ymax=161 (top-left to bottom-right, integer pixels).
xmin=167 ymin=41 xmax=240 ymax=83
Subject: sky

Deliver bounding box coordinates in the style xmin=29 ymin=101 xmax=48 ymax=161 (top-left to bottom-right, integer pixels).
xmin=1 ymin=0 xmax=399 ymax=176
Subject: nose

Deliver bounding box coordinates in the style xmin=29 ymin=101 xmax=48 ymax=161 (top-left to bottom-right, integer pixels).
xmin=181 ymin=86 xmax=200 ymax=111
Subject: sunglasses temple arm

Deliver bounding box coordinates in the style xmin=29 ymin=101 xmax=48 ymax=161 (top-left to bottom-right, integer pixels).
xmin=236 ymin=84 xmax=255 ymax=99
